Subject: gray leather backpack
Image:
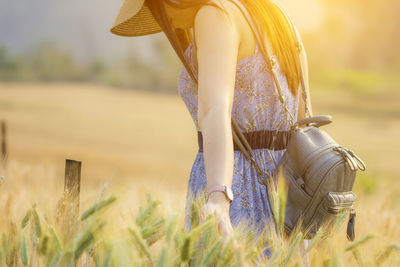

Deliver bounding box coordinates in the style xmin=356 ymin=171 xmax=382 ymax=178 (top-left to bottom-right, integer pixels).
xmin=228 ymin=0 xmax=367 ymax=241
xmin=274 ymin=116 xmax=365 ymax=240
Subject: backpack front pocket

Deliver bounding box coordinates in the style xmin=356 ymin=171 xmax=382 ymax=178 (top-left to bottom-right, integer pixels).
xmin=305 ymin=191 xmax=356 ymax=239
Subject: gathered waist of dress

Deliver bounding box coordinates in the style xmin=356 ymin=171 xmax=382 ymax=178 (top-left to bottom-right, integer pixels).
xmin=197 ymin=129 xmax=291 ymax=152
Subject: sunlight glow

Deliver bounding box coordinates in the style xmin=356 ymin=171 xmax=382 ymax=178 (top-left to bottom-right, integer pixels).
xmin=279 ymin=0 xmax=325 ymax=31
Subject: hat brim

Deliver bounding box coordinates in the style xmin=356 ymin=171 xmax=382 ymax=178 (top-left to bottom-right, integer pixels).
xmin=110 ymin=0 xmax=163 ymax=37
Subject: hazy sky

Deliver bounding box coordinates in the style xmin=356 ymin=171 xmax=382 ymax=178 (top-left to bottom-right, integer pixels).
xmin=0 ymin=0 xmax=324 ymax=61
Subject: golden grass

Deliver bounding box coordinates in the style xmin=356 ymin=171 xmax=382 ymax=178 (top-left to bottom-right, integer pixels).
xmin=0 ymin=82 xmax=399 ymax=266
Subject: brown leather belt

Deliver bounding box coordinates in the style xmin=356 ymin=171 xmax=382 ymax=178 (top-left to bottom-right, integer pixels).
xmin=197 ymin=129 xmax=291 ymax=152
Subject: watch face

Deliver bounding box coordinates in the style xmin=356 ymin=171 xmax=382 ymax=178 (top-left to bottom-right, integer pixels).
xmin=225 ymin=186 xmax=234 ymax=201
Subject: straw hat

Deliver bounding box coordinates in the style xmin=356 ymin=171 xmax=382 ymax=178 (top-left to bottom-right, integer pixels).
xmin=110 ymin=0 xmax=162 ymax=37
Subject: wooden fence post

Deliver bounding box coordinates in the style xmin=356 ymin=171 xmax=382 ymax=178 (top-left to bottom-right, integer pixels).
xmin=1 ymin=121 xmax=7 ymax=165
xmin=64 ymin=159 xmax=81 ymax=214
xmin=57 ymin=159 xmax=82 ymax=239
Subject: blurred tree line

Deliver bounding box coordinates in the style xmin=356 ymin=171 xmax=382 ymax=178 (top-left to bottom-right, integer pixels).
xmin=0 ymin=37 xmax=181 ymax=93
xmin=0 ymin=0 xmax=398 ymax=93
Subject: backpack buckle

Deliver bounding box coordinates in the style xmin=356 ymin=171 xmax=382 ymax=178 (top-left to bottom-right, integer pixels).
xmin=333 ymin=147 xmax=358 ymax=171
xmin=345 ymin=149 xmax=366 ymax=171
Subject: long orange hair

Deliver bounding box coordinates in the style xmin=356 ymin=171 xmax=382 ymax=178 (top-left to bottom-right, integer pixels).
xmin=147 ymin=0 xmax=300 ymax=95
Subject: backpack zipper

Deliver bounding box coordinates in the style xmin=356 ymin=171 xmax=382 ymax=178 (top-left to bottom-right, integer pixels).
xmin=302 ymin=158 xmax=346 ymax=227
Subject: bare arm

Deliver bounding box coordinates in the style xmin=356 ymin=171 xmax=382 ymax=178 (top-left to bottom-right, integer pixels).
xmin=194 ymin=5 xmax=240 ymax=202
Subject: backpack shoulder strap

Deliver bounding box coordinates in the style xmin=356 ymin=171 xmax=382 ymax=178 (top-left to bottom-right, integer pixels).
xmin=229 ymin=0 xmax=297 ymax=125
xmin=229 ymin=0 xmax=312 ymax=118
xmin=274 ymin=2 xmax=313 ymax=117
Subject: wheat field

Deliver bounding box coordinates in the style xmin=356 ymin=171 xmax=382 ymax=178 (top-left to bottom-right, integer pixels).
xmin=0 ymin=82 xmax=399 ymax=266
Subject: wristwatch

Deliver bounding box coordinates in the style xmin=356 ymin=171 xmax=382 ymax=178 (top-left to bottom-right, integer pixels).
xmin=207 ymin=185 xmax=234 ymax=203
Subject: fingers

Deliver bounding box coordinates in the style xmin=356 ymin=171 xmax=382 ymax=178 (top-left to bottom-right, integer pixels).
xmin=200 ymin=202 xmax=235 ymax=238
xmin=199 ymin=202 xmax=214 ymax=221
xmin=217 ymin=214 xmax=234 ymax=237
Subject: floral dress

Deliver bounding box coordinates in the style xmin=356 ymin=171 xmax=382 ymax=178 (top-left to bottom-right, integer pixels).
xmin=178 ymin=39 xmax=300 ymax=237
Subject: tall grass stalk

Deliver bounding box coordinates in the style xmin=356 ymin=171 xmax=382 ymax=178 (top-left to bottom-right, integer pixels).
xmin=0 ymin=188 xmax=398 ymax=266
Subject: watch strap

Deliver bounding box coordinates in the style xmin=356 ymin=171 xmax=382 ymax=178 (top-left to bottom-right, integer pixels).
xmin=207 ymin=185 xmax=233 ymax=202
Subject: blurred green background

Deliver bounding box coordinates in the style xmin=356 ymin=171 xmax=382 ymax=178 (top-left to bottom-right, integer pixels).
xmin=0 ymin=0 xmax=398 ymax=93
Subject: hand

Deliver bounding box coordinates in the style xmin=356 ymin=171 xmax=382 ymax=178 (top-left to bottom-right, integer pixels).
xmin=201 ymin=192 xmax=234 ymax=237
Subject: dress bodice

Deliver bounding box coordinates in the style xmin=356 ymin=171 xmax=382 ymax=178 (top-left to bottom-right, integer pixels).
xmin=177 ymin=40 xmax=300 ymax=133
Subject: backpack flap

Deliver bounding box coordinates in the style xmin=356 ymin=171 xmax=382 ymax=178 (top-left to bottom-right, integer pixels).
xmin=325 ymin=191 xmax=357 ymax=213
xmin=325 ymin=192 xmax=357 ymax=241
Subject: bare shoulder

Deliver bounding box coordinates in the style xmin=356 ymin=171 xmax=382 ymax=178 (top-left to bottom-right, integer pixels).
xmin=192 ymin=0 xmax=242 ymax=108
xmin=195 ymin=0 xmax=242 ymax=20
xmin=194 ymin=0 xmax=256 ymax=62
xmin=194 ymin=0 xmax=240 ymax=38
xmin=193 ymin=0 xmax=241 ymax=61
